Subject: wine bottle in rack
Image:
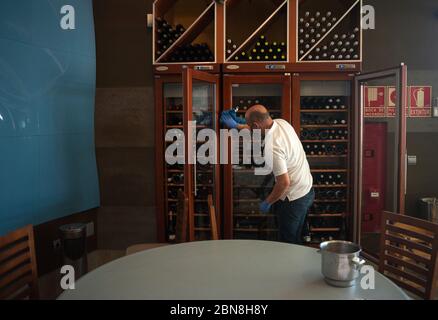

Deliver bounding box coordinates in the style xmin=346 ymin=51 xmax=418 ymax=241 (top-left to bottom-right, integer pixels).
xmin=335 ymin=190 xmax=345 ymax=200
xmin=168 ymin=214 xmax=176 ymax=242
xmin=168 ymin=188 xmax=183 ymax=199
xmin=168 ymin=173 xmax=184 ymax=184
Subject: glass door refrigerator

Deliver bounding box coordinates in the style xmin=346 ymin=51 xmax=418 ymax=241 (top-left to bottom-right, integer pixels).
xmin=222 ymin=74 xmax=292 ymax=240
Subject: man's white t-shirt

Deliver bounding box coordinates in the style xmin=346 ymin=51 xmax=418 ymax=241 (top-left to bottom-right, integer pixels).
xmin=265 ymin=119 xmax=313 ymax=202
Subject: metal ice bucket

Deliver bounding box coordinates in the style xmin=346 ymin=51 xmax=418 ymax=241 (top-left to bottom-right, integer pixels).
xmin=319 ymin=240 xmax=365 ymax=287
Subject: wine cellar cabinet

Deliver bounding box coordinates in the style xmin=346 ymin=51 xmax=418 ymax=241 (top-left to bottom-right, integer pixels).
xmin=155 ymin=70 xmax=221 ymax=243
xmin=153 ymin=0 xmax=364 ymax=245
xmin=292 ymin=73 xmax=355 ymax=246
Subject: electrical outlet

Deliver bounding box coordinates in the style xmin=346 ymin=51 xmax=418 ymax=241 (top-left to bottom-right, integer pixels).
xmin=86 ymin=222 xmax=94 ymax=237
xmin=53 ymin=239 xmax=61 ymax=251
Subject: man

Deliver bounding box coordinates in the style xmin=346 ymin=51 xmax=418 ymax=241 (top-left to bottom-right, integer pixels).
xmin=221 ymin=105 xmax=314 ymax=244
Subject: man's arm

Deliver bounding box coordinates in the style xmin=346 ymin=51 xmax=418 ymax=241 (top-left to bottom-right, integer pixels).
xmin=266 ymin=173 xmax=290 ymax=205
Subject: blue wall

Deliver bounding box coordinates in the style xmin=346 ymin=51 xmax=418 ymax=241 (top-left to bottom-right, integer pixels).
xmin=0 ymin=0 xmax=100 ymax=235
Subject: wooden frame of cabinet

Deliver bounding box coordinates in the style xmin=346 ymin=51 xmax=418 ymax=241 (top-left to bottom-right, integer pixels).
xmin=153 ymin=0 xmax=368 ymax=244
xmin=183 ymin=68 xmax=222 ymax=241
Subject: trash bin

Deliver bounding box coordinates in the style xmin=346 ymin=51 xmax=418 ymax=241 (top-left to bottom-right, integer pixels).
xmin=418 ymin=198 xmax=438 ymax=223
xmin=59 ymin=223 xmax=88 ymax=279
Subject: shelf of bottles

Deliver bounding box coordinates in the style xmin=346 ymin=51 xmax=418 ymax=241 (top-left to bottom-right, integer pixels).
xmin=225 ymin=0 xmax=288 ymax=63
xmin=231 ymin=84 xmax=284 ymax=240
xmin=297 ymin=0 xmax=361 ymax=62
xmin=163 ymin=83 xmax=184 ymax=242
xmin=163 ymin=81 xmax=218 ymax=242
xmin=300 ymin=81 xmax=351 ymax=245
xmin=154 ymin=0 xmax=216 ymax=63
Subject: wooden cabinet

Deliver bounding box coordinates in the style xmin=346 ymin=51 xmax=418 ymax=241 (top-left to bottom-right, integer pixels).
xmin=153 ymin=0 xmax=370 ymax=245
xmin=155 ymin=70 xmax=221 ymax=243
xmin=153 ymin=0 xmax=363 ymax=74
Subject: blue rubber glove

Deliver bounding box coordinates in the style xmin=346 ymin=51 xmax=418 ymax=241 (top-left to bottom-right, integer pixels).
xmin=229 ymin=109 xmax=247 ymax=125
xmin=221 ymin=113 xmax=238 ymax=129
xmin=259 ymin=200 xmax=272 ymax=214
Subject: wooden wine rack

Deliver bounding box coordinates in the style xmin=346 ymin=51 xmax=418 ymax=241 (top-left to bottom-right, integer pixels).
xmin=152 ymin=0 xmax=363 ymax=74
xmin=297 ymin=0 xmax=362 ymax=63
xmin=225 ymin=0 xmax=289 ymax=63
xmin=153 ymin=0 xmax=224 ymax=70
xmin=294 ymin=74 xmax=354 ymax=246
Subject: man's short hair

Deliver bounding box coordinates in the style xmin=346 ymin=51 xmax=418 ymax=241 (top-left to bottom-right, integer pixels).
xmin=248 ymin=110 xmax=270 ymax=123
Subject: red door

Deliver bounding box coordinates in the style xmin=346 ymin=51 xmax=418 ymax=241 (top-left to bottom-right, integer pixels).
xmin=362 ymin=123 xmax=387 ymax=233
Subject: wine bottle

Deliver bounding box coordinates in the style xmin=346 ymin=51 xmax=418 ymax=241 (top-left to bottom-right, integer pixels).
xmin=319 ymin=130 xmax=329 ymax=140
xmin=326 ymin=190 xmax=336 ymax=200
xmin=168 ymin=214 xmax=176 ymax=242
xmin=335 ymin=190 xmax=345 ymax=199
xmin=335 ymin=145 xmax=345 ymax=155
xmin=168 ymin=173 xmax=184 ymax=184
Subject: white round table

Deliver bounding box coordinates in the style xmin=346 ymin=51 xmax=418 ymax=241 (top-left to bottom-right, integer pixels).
xmin=58 ymin=240 xmax=409 ymax=300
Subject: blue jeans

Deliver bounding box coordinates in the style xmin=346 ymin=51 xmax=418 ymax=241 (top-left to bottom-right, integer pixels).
xmin=273 ymin=189 xmax=315 ymax=245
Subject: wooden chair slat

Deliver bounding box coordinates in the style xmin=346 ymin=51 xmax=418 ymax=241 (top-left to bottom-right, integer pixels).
xmin=208 ymin=194 xmax=219 ymax=241
xmin=0 ymin=225 xmax=38 ymax=299
xmin=385 ymin=273 xmax=425 ymax=299
xmin=0 ymin=240 xmax=30 ymax=263
xmin=385 ymin=244 xmax=431 ymax=267
xmin=0 ymin=250 xmax=30 ymax=275
xmin=0 ymin=263 xmax=32 ymax=289
xmin=0 ymin=229 xmax=29 ymax=247
xmin=380 ymin=212 xmax=438 ymax=300
xmin=384 ymin=233 xmax=432 ymax=255
xmin=386 ymin=224 xmax=434 ymax=244
xmin=383 ymin=253 xmax=429 ymax=277
xmin=0 ymin=274 xmax=33 ymax=300
xmin=384 ymin=211 xmax=438 ymax=233
xmin=383 ymin=263 xmax=427 ymax=287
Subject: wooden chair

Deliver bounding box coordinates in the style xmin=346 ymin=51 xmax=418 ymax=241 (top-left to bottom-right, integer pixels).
xmin=0 ymin=225 xmax=39 ymax=300
xmin=379 ymin=211 xmax=438 ymax=300
xmin=207 ymin=194 xmax=219 ymax=240
xmin=126 ymin=190 xmax=189 ymax=255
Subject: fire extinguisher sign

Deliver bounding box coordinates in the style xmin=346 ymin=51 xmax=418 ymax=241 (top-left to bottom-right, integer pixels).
xmin=409 ymin=86 xmax=432 ymax=117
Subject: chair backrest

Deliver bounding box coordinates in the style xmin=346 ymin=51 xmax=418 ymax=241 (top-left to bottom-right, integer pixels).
xmin=208 ymin=194 xmax=219 ymax=241
xmin=175 ymin=190 xmax=189 ymax=243
xmin=0 ymin=225 xmax=39 ymax=300
xmin=379 ymin=211 xmax=438 ymax=300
